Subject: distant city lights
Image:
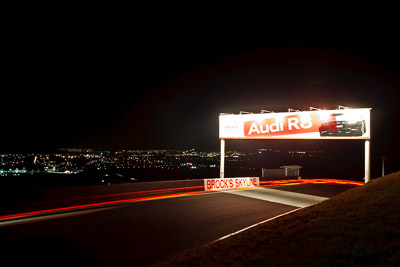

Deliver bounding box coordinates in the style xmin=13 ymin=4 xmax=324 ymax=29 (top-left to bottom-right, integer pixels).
xmin=0 ymin=148 xmax=331 ymax=177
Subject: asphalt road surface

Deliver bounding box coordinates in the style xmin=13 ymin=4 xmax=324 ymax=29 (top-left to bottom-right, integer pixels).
xmin=0 ymin=183 xmax=357 ymax=266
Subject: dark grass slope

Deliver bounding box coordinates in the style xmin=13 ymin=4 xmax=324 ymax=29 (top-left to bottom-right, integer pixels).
xmin=158 ymin=172 xmax=400 ymax=266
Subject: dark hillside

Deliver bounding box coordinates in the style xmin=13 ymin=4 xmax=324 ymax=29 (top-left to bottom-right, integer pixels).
xmin=160 ymin=172 xmax=400 ymax=266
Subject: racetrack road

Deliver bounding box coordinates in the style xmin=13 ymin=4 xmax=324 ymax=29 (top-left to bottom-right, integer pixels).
xmin=0 ymin=183 xmax=358 ymax=266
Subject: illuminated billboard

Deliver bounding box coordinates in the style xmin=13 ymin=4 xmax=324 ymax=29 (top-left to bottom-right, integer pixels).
xmin=219 ymin=108 xmax=370 ymax=140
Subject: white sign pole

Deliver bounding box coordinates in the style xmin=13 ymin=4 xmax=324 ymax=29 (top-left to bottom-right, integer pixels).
xmin=365 ymin=140 xmax=370 ymax=183
xmin=220 ymin=139 xmax=225 ymax=178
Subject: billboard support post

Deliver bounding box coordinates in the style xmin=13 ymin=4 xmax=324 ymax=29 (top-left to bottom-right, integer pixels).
xmin=365 ymin=140 xmax=370 ymax=183
xmin=220 ymin=139 xmax=225 ymax=178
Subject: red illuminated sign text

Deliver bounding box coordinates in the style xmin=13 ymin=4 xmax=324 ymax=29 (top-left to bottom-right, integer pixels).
xmin=204 ymin=177 xmax=259 ymax=191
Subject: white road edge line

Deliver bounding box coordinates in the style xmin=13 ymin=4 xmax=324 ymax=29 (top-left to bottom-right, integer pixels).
xmin=207 ymin=203 xmax=316 ymax=246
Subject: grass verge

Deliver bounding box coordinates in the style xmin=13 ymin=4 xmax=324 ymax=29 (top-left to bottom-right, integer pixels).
xmin=158 ymin=172 xmax=400 ymax=266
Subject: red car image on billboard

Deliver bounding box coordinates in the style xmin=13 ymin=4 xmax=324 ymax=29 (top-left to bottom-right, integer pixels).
xmin=319 ymin=112 xmax=366 ymax=137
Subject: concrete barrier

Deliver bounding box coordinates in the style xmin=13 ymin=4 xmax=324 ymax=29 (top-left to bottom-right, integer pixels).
xmin=37 ymin=179 xmax=205 ymax=201
xmin=0 ymin=179 xmax=206 ymax=214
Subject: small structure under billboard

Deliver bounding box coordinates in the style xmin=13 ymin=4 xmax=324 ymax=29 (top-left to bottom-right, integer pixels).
xmin=219 ymin=108 xmax=371 ymax=182
xmin=280 ymin=165 xmax=302 ymax=177
xmin=262 ymin=165 xmax=302 ymax=179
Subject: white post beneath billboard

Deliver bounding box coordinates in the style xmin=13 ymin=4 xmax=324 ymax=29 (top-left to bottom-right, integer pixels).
xmin=220 ymin=139 xmax=225 ymax=178
xmin=365 ymin=140 xmax=370 ymax=183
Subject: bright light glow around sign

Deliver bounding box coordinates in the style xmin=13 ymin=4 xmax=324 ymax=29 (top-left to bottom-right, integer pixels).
xmin=318 ymin=111 xmax=331 ymax=123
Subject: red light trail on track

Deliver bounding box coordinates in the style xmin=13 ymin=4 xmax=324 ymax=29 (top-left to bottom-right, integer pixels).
xmin=72 ymin=185 xmax=205 ymax=203
xmin=259 ymin=179 xmax=364 ymax=187
xmin=0 ymin=189 xmax=207 ymax=223
xmin=0 ymin=179 xmax=362 ymax=224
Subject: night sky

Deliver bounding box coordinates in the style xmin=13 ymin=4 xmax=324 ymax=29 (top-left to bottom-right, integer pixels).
xmin=3 ymin=15 xmax=399 ymax=173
